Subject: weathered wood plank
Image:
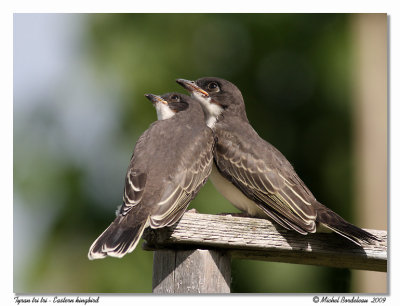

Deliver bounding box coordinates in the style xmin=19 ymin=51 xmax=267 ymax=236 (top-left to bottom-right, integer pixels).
xmin=152 ymin=249 xmax=231 ymax=293
xmin=143 ymin=212 xmax=387 ymax=272
xmin=152 ymin=250 xmax=176 ymax=294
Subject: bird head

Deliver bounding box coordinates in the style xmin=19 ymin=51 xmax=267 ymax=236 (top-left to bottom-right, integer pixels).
xmin=176 ymin=77 xmax=245 ymax=127
xmin=145 ymin=93 xmax=192 ymax=121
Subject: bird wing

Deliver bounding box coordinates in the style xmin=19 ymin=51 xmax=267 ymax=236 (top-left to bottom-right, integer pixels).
xmin=119 ymin=131 xmax=149 ymax=216
xmin=120 ymin=168 xmax=147 ymax=215
xmin=214 ymin=127 xmax=317 ymax=234
xmin=149 ymin=129 xmax=214 ymax=228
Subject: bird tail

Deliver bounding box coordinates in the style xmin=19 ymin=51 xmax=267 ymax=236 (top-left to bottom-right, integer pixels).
xmin=315 ymin=202 xmax=380 ymax=245
xmin=88 ymin=213 xmax=149 ymax=260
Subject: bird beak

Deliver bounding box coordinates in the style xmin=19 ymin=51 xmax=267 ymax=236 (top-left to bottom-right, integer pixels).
xmin=176 ymin=79 xmax=209 ymax=97
xmin=144 ymin=94 xmax=168 ymax=105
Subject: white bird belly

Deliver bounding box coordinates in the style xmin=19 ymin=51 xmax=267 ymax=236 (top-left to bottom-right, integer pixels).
xmin=210 ymin=162 xmax=265 ymax=217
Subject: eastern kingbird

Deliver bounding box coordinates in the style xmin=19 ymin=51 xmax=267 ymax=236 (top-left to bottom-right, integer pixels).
xmin=177 ymin=77 xmax=378 ymax=245
xmin=88 ymin=93 xmax=214 ymax=259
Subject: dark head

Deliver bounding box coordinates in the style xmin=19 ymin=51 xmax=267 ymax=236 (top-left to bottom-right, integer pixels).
xmin=176 ymin=77 xmax=246 ymax=127
xmin=144 ymin=92 xmax=203 ymax=121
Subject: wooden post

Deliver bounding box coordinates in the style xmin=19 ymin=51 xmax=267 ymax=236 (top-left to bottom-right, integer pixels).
xmin=144 ymin=212 xmax=387 ymax=272
xmin=152 ymin=249 xmax=231 ymax=293
xmin=143 ymin=212 xmax=386 ymax=293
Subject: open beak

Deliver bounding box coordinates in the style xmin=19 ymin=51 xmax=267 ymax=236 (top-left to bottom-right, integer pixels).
xmin=144 ymin=94 xmax=168 ymax=105
xmin=176 ymin=79 xmax=209 ymax=97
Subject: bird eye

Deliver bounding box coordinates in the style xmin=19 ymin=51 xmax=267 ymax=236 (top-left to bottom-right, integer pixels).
xmin=207 ymin=82 xmax=220 ymax=92
xmin=170 ymin=95 xmax=180 ymax=102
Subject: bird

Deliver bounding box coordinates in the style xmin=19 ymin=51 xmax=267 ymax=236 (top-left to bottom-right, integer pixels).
xmin=88 ymin=93 xmax=214 ymax=259
xmin=176 ymin=77 xmax=379 ymax=245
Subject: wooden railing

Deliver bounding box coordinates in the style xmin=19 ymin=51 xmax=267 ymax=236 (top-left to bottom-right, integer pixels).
xmin=143 ymin=211 xmax=387 ymax=293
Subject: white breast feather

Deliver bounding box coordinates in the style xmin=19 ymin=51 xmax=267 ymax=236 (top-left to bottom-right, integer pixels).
xmin=155 ymin=103 xmax=175 ymax=120
xmin=191 ymin=93 xmax=223 ymax=128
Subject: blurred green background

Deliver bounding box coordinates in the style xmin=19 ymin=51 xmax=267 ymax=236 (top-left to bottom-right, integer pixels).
xmin=13 ymin=13 xmax=380 ymax=293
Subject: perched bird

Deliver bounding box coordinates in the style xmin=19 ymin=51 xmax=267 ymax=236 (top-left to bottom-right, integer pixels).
xmin=177 ymin=77 xmax=379 ymax=245
xmin=88 ymin=93 xmax=214 ymax=259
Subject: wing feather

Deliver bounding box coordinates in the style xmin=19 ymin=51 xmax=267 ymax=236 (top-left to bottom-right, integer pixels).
xmin=215 ymin=129 xmax=317 ymax=234
xmin=121 ymin=170 xmax=147 ymax=215
xmin=149 ymin=130 xmax=214 ymax=228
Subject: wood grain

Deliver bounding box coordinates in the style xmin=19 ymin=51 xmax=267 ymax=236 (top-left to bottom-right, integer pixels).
xmin=143 ymin=212 xmax=387 ymax=272
xmin=152 ymin=249 xmax=231 ymax=293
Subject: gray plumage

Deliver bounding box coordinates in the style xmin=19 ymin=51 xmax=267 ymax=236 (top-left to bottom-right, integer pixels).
xmin=177 ymin=77 xmax=379 ymax=245
xmin=88 ymin=93 xmax=214 ymax=259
